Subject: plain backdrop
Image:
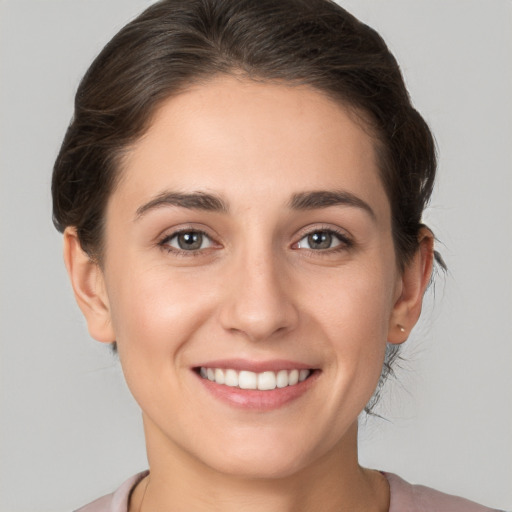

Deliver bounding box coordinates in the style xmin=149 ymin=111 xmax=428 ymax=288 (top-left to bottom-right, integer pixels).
xmin=1 ymin=1 xmax=511 ymax=510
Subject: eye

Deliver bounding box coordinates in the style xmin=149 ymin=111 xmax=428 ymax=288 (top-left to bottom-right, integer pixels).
xmin=161 ymin=230 xmax=213 ymax=252
xmin=295 ymin=229 xmax=350 ymax=251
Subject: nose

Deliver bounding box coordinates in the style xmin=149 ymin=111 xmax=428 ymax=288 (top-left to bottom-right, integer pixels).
xmin=218 ymin=247 xmax=299 ymax=343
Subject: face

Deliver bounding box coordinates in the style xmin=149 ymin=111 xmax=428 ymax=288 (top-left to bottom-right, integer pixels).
xmin=95 ymin=76 xmax=405 ymax=478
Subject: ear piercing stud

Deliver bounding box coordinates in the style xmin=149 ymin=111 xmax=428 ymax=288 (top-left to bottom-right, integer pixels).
xmin=398 ymin=325 xmax=406 ymax=333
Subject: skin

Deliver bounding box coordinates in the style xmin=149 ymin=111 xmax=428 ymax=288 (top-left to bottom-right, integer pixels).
xmin=64 ymin=76 xmax=433 ymax=511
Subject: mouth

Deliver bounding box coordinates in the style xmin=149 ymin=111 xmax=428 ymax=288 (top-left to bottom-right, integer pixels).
xmin=195 ymin=366 xmax=314 ymax=390
xmin=192 ymin=360 xmax=320 ymax=410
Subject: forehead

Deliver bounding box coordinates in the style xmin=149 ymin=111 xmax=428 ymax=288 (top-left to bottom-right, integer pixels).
xmin=113 ymin=76 xmax=389 ymax=221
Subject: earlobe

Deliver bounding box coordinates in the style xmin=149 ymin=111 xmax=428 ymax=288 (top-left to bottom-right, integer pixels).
xmin=63 ymin=227 xmax=116 ymax=343
xmin=388 ymin=228 xmax=434 ymax=344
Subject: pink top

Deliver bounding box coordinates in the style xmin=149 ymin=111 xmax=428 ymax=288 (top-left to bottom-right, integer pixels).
xmin=75 ymin=471 xmax=503 ymax=512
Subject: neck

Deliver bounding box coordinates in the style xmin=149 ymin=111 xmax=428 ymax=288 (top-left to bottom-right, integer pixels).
xmin=130 ymin=416 xmax=389 ymax=512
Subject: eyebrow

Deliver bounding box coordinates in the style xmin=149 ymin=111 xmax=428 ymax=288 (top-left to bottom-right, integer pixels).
xmin=135 ymin=191 xmax=229 ymax=219
xmin=135 ymin=189 xmax=375 ymax=220
xmin=287 ymin=190 xmax=375 ymax=220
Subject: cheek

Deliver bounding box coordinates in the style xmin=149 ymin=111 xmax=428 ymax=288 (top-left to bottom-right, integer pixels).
xmin=315 ymin=262 xmax=395 ymax=339
xmin=312 ymin=261 xmax=396 ymax=384
xmin=105 ymin=268 xmax=211 ymax=410
xmin=106 ymin=264 xmax=224 ymax=377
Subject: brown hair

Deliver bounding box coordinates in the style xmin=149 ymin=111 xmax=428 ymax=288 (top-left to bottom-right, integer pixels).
xmin=52 ymin=0 xmax=440 ymax=412
xmin=52 ymin=0 xmax=437 ymax=266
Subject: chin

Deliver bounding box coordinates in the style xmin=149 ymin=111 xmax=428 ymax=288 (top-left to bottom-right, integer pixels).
xmin=189 ymin=429 xmax=326 ymax=480
xmin=205 ymin=449 xmax=310 ymax=480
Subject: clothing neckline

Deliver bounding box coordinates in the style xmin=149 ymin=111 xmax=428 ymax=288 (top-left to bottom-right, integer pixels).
xmin=121 ymin=470 xmax=395 ymax=512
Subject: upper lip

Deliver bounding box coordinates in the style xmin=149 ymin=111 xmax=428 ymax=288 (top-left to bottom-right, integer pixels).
xmin=194 ymin=358 xmax=316 ymax=373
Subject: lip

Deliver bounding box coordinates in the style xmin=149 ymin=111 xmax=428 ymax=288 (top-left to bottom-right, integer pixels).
xmin=194 ymin=358 xmax=315 ymax=373
xmin=192 ymin=359 xmax=320 ymax=411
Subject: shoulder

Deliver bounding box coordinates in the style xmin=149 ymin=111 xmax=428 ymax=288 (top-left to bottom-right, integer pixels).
xmin=74 ymin=472 xmax=148 ymax=512
xmin=385 ymin=472 xmax=504 ymax=512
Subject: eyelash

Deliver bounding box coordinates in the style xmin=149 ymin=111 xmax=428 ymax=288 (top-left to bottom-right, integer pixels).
xmin=158 ymin=226 xmax=353 ymax=257
xmin=294 ymin=226 xmax=353 ymax=254
xmin=158 ymin=228 xmax=215 ymax=258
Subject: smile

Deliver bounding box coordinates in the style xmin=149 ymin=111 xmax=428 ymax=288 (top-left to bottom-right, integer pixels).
xmin=199 ymin=367 xmax=312 ymax=390
xmin=193 ymin=359 xmax=320 ymax=410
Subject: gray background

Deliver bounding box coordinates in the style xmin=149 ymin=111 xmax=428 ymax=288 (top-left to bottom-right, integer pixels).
xmin=1 ymin=0 xmax=511 ymax=510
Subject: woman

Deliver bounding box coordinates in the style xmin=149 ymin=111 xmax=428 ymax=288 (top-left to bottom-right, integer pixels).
xmin=50 ymin=1 xmax=504 ymax=511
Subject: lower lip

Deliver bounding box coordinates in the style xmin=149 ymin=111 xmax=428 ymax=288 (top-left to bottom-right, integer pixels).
xmin=194 ymin=370 xmax=320 ymax=411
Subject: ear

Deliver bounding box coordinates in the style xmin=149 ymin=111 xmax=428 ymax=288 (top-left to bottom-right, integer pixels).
xmin=388 ymin=228 xmax=434 ymax=344
xmin=63 ymin=227 xmax=115 ymax=343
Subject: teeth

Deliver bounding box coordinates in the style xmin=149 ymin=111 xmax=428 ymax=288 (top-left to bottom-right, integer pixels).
xmin=288 ymin=369 xmax=299 ymax=386
xmin=276 ymin=369 xmax=289 ymax=388
xmin=299 ymin=369 xmax=310 ymax=382
xmin=224 ymin=369 xmax=238 ymax=387
xmin=199 ymin=367 xmax=312 ymax=390
xmin=214 ymin=368 xmax=225 ymax=385
xmin=257 ymin=371 xmax=276 ymax=391
xmin=238 ymin=370 xmax=257 ymax=389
